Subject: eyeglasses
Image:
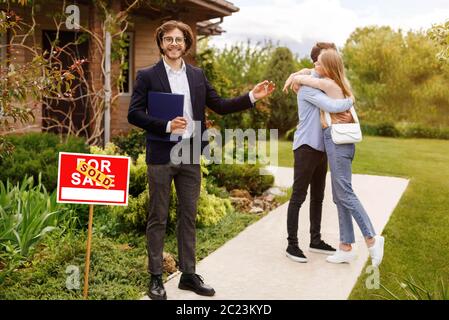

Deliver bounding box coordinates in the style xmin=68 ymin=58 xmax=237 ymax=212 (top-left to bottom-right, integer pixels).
xmin=162 ymin=36 xmax=186 ymax=45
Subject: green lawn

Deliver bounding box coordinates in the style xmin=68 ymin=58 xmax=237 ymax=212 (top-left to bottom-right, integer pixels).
xmin=274 ymin=137 xmax=449 ymax=299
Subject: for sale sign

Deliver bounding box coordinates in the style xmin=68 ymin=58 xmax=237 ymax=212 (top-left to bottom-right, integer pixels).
xmin=57 ymin=152 xmax=131 ymax=206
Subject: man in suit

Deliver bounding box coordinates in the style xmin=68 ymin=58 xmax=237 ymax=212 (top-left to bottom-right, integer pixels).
xmin=128 ymin=20 xmax=275 ymax=300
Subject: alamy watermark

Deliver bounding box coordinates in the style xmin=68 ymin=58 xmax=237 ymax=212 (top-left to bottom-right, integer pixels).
xmin=168 ymin=122 xmax=279 ymax=173
xmin=65 ymin=5 xmax=80 ymax=30
xmin=365 ymin=265 xmax=380 ymax=290
xmin=65 ymin=265 xmax=80 ymax=290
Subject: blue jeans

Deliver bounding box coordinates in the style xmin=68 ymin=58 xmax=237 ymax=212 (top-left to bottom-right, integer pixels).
xmin=323 ymin=127 xmax=376 ymax=244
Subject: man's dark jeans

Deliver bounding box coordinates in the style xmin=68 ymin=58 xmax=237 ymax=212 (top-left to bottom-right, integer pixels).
xmin=287 ymin=144 xmax=327 ymax=246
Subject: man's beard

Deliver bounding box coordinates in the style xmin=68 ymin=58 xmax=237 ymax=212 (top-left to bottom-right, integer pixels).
xmin=163 ymin=47 xmax=186 ymax=59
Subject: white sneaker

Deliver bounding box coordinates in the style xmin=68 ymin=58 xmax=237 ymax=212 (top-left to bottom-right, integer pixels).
xmin=368 ymin=235 xmax=385 ymax=267
xmin=326 ymin=249 xmax=357 ymax=264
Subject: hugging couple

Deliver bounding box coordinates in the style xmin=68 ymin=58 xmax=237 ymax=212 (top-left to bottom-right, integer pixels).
xmin=283 ymin=42 xmax=385 ymax=267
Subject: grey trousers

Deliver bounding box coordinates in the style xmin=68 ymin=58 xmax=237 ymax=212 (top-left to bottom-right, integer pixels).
xmin=146 ymin=162 xmax=201 ymax=275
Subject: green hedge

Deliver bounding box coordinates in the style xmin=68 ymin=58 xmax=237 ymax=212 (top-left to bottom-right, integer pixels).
xmin=207 ymin=163 xmax=274 ymax=196
xmin=113 ymin=183 xmax=233 ymax=233
xmin=285 ymin=123 xmax=449 ymax=141
xmin=112 ymin=129 xmax=146 ymax=161
xmin=361 ymin=123 xmax=449 ymax=139
xmin=0 ymin=133 xmax=88 ymax=191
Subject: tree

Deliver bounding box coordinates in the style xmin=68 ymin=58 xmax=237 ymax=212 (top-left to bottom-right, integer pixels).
xmin=342 ymin=26 xmax=449 ymax=127
xmin=0 ymin=3 xmax=76 ymax=158
xmin=428 ymin=20 xmax=449 ymax=62
xmin=197 ymin=40 xmax=274 ymax=131
xmin=264 ymin=47 xmax=297 ymax=134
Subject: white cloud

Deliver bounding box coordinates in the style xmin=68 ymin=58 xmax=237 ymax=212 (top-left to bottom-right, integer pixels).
xmin=209 ymin=0 xmax=449 ymax=56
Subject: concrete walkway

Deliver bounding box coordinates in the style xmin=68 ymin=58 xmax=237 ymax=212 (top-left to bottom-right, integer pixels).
xmin=143 ymin=167 xmax=409 ymax=300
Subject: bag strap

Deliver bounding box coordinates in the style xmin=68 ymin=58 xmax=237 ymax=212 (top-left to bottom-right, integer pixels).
xmin=325 ymin=106 xmax=360 ymax=127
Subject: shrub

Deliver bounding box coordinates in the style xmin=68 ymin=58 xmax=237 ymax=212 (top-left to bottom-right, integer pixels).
xmin=114 ymin=179 xmax=233 ymax=232
xmin=207 ymin=163 xmax=274 ymax=196
xmin=129 ymin=154 xmax=148 ymax=197
xmin=113 ymin=188 xmax=151 ymax=232
xmin=0 ymin=133 xmax=88 ymax=191
xmin=196 ymin=192 xmax=232 ymax=228
xmin=90 ymin=143 xmax=147 ymax=197
xmin=112 ymin=129 xmax=146 ymax=161
xmin=360 ymin=122 xmax=399 ymax=137
xmin=361 ymin=122 xmax=449 ymax=140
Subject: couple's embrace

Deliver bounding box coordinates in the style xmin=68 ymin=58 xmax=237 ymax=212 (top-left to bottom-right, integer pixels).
xmin=282 ymin=43 xmax=385 ymax=266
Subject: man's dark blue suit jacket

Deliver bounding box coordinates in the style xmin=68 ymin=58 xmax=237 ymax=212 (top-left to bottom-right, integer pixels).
xmin=128 ymin=59 xmax=254 ymax=164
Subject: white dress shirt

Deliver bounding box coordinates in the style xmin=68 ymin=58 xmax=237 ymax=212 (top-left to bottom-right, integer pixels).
xmin=164 ymin=58 xmax=257 ymax=137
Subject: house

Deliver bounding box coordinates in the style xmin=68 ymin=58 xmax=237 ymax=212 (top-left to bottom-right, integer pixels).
xmin=1 ymin=0 xmax=239 ymax=142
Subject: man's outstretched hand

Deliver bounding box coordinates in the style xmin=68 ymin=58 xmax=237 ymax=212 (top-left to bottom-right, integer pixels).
xmin=252 ymin=80 xmax=276 ymax=100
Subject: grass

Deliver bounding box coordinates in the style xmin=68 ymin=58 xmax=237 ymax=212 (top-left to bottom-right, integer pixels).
xmin=274 ymin=137 xmax=449 ymax=299
xmin=0 ymin=209 xmax=262 ymax=300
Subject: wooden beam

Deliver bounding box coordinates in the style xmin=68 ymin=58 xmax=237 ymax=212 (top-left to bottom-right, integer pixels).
xmin=182 ymin=0 xmax=234 ymax=17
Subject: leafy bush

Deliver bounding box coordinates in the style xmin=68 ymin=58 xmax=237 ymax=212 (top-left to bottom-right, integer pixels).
xmin=112 ymin=129 xmax=146 ymax=161
xmin=113 ymin=188 xmax=150 ymax=232
xmin=129 ymin=154 xmax=148 ymax=197
xmin=90 ymin=143 xmax=147 ymax=197
xmin=207 ymin=163 xmax=274 ymax=196
xmin=0 ymin=176 xmax=72 ymax=260
xmin=196 ymin=192 xmax=232 ymax=228
xmin=361 ymin=122 xmax=399 ymax=137
xmin=0 ymin=133 xmax=88 ymax=191
xmin=114 ymin=176 xmax=233 ymax=232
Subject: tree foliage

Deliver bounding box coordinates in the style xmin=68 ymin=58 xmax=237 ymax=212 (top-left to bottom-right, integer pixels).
xmin=428 ymin=20 xmax=449 ymax=62
xmin=343 ymin=26 xmax=449 ymax=127
xmin=264 ymin=47 xmax=298 ymax=133
xmin=197 ymin=40 xmax=275 ymax=131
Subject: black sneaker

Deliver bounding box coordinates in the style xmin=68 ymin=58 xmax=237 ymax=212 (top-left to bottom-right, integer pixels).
xmin=309 ymin=240 xmax=337 ymax=255
xmin=286 ymin=245 xmax=308 ymax=263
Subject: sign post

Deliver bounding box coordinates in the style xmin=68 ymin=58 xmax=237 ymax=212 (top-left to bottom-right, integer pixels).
xmin=57 ymin=152 xmax=130 ymax=299
xmin=83 ymin=204 xmax=94 ymax=299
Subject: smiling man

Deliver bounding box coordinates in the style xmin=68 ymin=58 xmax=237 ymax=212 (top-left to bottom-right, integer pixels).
xmin=127 ymin=20 xmax=275 ymax=300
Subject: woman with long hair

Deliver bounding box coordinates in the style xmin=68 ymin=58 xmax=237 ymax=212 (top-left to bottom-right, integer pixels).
xmin=289 ymin=49 xmax=385 ymax=266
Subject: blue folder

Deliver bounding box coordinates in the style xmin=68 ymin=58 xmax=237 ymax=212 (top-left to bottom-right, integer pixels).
xmin=147 ymin=91 xmax=184 ymax=142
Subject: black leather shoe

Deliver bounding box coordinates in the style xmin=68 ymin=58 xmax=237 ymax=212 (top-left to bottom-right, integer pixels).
xmin=178 ymin=273 xmax=215 ymax=296
xmin=148 ymin=274 xmax=167 ymax=300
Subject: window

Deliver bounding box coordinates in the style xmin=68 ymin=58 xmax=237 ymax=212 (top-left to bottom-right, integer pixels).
xmin=120 ymin=32 xmax=133 ymax=95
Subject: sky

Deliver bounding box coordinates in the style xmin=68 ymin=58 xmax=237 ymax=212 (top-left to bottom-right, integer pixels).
xmin=208 ymin=0 xmax=449 ymax=57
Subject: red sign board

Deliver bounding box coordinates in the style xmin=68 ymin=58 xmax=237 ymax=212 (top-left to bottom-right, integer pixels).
xmin=57 ymin=152 xmax=131 ymax=206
